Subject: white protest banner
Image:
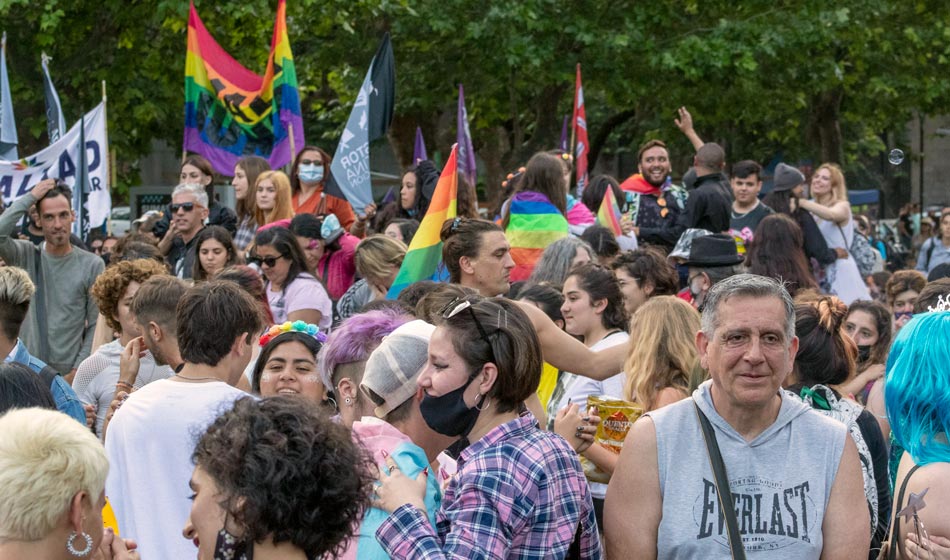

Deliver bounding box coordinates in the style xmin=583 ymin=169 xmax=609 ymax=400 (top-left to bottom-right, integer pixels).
xmin=0 ymin=102 xmax=109 ymax=228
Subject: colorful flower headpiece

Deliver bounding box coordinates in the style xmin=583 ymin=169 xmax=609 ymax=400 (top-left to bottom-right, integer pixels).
xmin=259 ymin=321 xmax=327 ymax=347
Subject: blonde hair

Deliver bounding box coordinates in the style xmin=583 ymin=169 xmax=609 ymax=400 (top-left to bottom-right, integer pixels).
xmin=0 ymin=408 xmax=108 ymax=540
xmin=815 ymin=163 xmax=847 ymax=204
xmin=253 ymin=171 xmax=295 ymax=227
xmin=355 ymin=235 xmax=407 ymax=283
xmin=623 ymin=296 xmax=701 ymax=411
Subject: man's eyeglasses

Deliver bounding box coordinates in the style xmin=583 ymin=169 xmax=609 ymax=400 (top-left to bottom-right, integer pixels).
xmin=441 ymin=297 xmax=499 ymax=362
xmin=249 ymin=255 xmax=284 ymax=268
xmin=171 ymin=202 xmax=196 ymax=213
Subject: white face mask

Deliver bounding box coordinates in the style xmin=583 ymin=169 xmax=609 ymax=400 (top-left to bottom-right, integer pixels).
xmin=298 ymin=164 xmax=324 ymax=183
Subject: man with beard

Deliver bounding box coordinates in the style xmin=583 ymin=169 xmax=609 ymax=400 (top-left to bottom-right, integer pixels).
xmin=621 ymin=140 xmax=688 ymax=253
xmin=0 ymin=179 xmax=104 ymax=380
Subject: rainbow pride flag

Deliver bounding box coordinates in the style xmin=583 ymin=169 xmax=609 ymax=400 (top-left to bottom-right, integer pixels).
xmin=506 ymin=191 xmax=569 ymax=282
xmin=387 ymin=145 xmax=459 ymax=298
xmin=184 ymin=0 xmax=304 ymax=175
xmin=597 ymin=187 xmax=623 ymax=236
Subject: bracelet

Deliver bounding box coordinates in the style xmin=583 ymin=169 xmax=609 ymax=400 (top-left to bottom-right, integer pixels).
xmin=116 ymin=380 xmax=133 ymax=390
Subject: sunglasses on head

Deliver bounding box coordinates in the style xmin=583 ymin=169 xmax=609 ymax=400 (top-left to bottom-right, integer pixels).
xmin=440 ymin=296 xmax=500 ymax=362
xmin=171 ymin=202 xmax=196 ymax=213
xmin=250 ymin=255 xmax=284 ymax=268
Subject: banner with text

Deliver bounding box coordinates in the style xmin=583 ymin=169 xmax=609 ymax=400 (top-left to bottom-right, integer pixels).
xmin=0 ymin=102 xmax=110 ymax=228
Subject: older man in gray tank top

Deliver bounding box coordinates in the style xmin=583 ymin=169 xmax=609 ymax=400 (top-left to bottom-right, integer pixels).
xmin=604 ymin=274 xmax=869 ymax=559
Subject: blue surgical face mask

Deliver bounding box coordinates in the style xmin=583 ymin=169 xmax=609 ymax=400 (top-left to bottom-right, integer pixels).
xmin=299 ymin=164 xmax=324 ymax=183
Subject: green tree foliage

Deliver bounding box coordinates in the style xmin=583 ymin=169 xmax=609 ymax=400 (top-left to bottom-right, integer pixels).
xmin=1 ymin=0 xmax=948 ymax=206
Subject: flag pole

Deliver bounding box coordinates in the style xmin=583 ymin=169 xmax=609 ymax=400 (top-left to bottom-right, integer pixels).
xmin=569 ymin=64 xmax=578 ymax=157
xmin=101 ymin=80 xmax=112 ymax=235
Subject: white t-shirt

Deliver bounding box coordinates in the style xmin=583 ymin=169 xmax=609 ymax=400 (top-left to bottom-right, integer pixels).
xmin=72 ymin=339 xmax=173 ymax=438
xmin=104 ymin=379 xmax=247 ymax=560
xmin=545 ymin=330 xmax=628 ymax=499
xmin=266 ymin=272 xmax=332 ymax=330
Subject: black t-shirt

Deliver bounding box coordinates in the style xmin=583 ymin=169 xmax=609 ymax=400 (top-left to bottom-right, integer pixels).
xmin=730 ymin=202 xmax=773 ymax=237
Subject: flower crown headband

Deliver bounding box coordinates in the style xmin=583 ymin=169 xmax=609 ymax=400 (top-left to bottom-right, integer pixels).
xmin=259 ymin=321 xmax=327 ymax=347
xmin=501 ymin=167 xmax=527 ymax=189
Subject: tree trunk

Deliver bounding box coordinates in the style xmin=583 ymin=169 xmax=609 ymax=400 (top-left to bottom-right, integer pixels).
xmin=589 ymin=108 xmax=639 ymax=171
xmin=809 ymin=89 xmax=845 ymax=165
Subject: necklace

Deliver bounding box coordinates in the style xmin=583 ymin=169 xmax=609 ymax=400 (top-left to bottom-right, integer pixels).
xmin=173 ymin=373 xmax=220 ymax=383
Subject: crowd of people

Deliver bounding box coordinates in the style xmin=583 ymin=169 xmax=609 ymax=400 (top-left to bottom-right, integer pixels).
xmin=0 ymin=108 xmax=948 ymax=560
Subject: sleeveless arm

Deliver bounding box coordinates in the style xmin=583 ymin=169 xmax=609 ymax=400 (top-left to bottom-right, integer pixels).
xmin=820 ymin=436 xmax=870 ymax=559
xmin=604 ymin=417 xmax=660 ymax=559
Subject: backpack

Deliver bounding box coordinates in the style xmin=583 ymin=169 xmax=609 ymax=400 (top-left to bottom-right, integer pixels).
xmin=841 ymin=226 xmax=878 ymax=278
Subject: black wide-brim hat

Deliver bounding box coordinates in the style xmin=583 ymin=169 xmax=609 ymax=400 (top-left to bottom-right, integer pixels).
xmin=682 ymin=233 xmax=744 ymax=267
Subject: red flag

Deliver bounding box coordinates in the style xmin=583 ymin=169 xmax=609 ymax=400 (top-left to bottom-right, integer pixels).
xmin=572 ymin=64 xmax=589 ymax=196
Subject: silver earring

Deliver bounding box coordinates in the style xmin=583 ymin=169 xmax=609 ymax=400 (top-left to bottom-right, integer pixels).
xmin=345 ymin=397 xmax=352 ymax=406
xmin=475 ymin=394 xmax=491 ymax=411
xmin=66 ymin=531 xmax=93 ymax=557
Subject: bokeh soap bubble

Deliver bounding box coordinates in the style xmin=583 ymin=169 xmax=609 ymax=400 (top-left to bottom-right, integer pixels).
xmin=889 ymin=148 xmax=905 ymax=165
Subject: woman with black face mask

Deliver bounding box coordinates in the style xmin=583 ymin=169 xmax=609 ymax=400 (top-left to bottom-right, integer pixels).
xmin=839 ymin=299 xmax=893 ymax=445
xmin=374 ymin=296 xmax=602 ymax=559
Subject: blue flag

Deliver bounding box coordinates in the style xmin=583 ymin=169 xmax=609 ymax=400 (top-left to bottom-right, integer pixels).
xmin=41 ymin=53 xmax=66 ymax=145
xmin=327 ymin=33 xmax=394 ymax=214
xmin=0 ymin=33 xmax=18 ymax=161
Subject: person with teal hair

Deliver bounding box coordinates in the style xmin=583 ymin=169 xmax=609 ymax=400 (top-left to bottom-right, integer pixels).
xmin=884 ymin=310 xmax=950 ymax=558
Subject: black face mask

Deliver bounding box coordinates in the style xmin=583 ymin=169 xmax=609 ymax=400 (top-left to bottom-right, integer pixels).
xmin=856 ymin=345 xmax=872 ymax=363
xmin=419 ymin=370 xmax=485 ymax=438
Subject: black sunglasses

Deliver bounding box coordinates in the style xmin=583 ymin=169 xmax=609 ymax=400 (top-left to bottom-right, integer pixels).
xmin=249 ymin=254 xmax=284 ymax=268
xmin=441 ymin=297 xmax=499 ymax=363
xmin=170 ymin=202 xmax=196 ymax=213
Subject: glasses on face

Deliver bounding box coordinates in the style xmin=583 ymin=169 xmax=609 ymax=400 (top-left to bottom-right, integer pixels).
xmin=300 ymin=159 xmax=322 ymax=166
xmin=171 ymin=202 xmax=196 ymax=213
xmin=441 ymin=297 xmax=499 ymax=363
xmin=250 ymin=255 xmax=284 ymax=268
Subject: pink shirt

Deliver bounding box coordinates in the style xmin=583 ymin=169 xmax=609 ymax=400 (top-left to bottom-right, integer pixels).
xmin=317 ymin=233 xmax=359 ymax=300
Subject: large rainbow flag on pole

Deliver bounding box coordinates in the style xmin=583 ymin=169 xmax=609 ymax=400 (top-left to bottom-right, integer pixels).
xmin=506 ymin=191 xmax=569 ymax=282
xmin=184 ymin=0 xmax=304 ymax=175
xmin=387 ymin=145 xmax=459 ymax=299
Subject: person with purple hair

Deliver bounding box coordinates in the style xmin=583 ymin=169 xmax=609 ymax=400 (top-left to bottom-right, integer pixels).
xmin=319 ymin=309 xmax=412 ymax=428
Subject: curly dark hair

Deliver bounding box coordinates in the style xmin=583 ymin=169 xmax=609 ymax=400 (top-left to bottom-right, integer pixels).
xmin=90 ymin=259 xmax=169 ymax=332
xmin=193 ymin=397 xmax=374 ymax=557
xmin=611 ymin=247 xmax=679 ymax=297
xmin=565 ymin=262 xmax=629 ymax=332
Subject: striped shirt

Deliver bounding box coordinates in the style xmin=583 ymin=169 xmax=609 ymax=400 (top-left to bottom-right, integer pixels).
xmin=377 ymin=415 xmax=602 ymax=559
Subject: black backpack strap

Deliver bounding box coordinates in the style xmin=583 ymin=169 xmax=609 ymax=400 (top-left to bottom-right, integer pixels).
xmin=925 ymin=238 xmax=937 ymax=271
xmin=32 ymin=245 xmax=51 ymax=361
xmin=36 ymin=364 xmax=60 ymax=388
xmin=694 ymin=400 xmax=747 ymax=560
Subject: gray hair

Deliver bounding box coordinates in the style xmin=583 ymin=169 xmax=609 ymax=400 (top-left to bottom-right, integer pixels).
xmin=172 ymin=183 xmax=209 ymax=208
xmin=528 ymin=237 xmax=594 ymax=286
xmin=0 ymin=267 xmax=35 ymax=306
xmin=693 ymin=265 xmax=740 ymax=288
xmin=700 ymin=273 xmax=795 ymax=340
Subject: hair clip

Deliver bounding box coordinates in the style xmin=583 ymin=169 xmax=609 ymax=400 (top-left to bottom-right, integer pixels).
xmin=927 ymin=294 xmax=950 ymax=313
xmin=450 ymin=217 xmax=462 ymax=232
xmin=259 ymin=321 xmax=327 ymax=347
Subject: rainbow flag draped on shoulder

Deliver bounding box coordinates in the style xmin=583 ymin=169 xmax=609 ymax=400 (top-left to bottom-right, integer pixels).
xmin=387 ymin=145 xmax=459 ymax=299
xmin=506 ymin=191 xmax=569 ymax=282
xmin=184 ymin=0 xmax=304 ymax=175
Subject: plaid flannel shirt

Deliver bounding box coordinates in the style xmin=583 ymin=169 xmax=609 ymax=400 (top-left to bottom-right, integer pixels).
xmin=377 ymin=415 xmax=602 ymax=560
xmin=233 ymin=215 xmax=256 ymax=253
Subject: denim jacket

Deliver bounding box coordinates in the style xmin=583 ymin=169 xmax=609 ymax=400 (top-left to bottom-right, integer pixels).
xmin=6 ymin=339 xmax=86 ymax=424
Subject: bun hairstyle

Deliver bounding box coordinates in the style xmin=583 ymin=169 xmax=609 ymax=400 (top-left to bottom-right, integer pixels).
xmin=439 ymin=218 xmax=503 ymax=283
xmin=793 ymin=296 xmax=857 ymax=386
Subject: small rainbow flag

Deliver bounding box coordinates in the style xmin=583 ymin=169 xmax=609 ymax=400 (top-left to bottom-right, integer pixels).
xmin=506 ymin=191 xmax=569 ymax=282
xmin=183 ymin=0 xmax=304 ymax=175
xmin=387 ymin=145 xmax=459 ymax=298
xmin=597 ymin=187 xmax=623 ymax=236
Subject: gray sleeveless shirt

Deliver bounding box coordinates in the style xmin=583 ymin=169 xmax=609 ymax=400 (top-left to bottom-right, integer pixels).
xmin=647 ymin=381 xmax=847 ymax=559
